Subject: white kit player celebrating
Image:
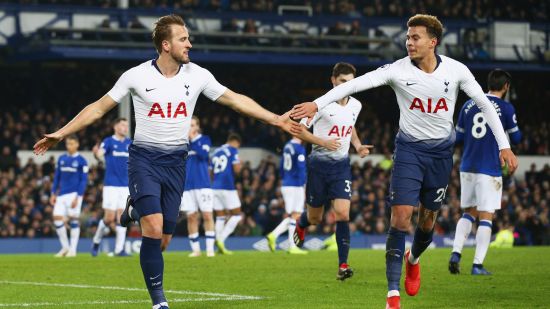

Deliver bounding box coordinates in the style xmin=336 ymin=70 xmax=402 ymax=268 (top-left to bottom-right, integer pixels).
xmin=291 ymin=15 xmax=518 ymax=309
xmin=266 ymin=136 xmax=308 ymax=255
xmin=180 ymin=116 xmax=216 ymax=257
xmin=449 ymin=69 xmax=522 ymax=275
xmin=50 ymin=135 xmax=88 ymax=258
xmin=292 ymin=62 xmax=373 ymax=280
xmin=92 ymin=118 xmax=132 ymax=257
xmin=211 ymin=133 xmax=242 ymax=255
xmin=34 ymin=14 xmax=294 ymax=309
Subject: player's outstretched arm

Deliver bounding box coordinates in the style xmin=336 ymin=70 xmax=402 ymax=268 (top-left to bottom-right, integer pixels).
xmin=33 ymin=95 xmax=118 ymax=155
xmin=216 ymin=89 xmax=294 ymax=134
xmin=351 ymin=127 xmax=373 ymax=158
xmin=292 ymin=124 xmax=341 ymax=151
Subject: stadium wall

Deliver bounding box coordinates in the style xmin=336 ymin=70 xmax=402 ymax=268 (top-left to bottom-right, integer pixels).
xmin=0 ymin=235 xmax=475 ymax=254
xmin=18 ymin=150 xmax=550 ymax=178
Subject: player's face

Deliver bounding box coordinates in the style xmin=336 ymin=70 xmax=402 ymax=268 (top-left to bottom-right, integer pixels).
xmin=406 ymin=26 xmax=437 ymax=61
xmin=65 ymin=139 xmax=79 ymax=154
xmin=167 ymin=25 xmax=192 ymax=64
xmin=114 ymin=120 xmax=128 ymax=136
xmin=189 ymin=118 xmax=199 ymax=136
xmin=331 ymin=73 xmax=355 ymax=88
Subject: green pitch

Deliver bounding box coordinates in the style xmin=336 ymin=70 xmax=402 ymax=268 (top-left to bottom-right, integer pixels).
xmin=0 ymin=247 xmax=548 ymax=308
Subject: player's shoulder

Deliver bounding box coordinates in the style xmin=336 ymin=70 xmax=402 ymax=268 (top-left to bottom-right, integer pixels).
xmin=78 ymin=154 xmax=88 ymax=163
xmin=440 ymin=55 xmax=468 ymax=70
xmin=181 ymin=62 xmax=212 ymax=77
xmin=123 ymin=60 xmax=153 ymax=76
xmin=348 ymin=96 xmax=362 ymax=109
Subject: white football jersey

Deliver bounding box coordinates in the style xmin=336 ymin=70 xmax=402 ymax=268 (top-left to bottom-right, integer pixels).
xmin=108 ymin=60 xmax=227 ymax=147
xmin=313 ymin=55 xmax=510 ymax=150
xmin=301 ymin=97 xmax=362 ymax=161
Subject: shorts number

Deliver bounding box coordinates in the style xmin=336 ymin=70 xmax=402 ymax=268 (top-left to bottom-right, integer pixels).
xmin=344 ymin=180 xmax=352 ymax=193
xmin=471 ymin=112 xmax=487 ymax=139
xmin=212 ymin=155 xmax=228 ymax=174
xmin=201 ymin=194 xmax=211 ymax=203
xmin=434 ymin=186 xmax=448 ymax=203
xmin=283 ymin=153 xmax=292 ymax=171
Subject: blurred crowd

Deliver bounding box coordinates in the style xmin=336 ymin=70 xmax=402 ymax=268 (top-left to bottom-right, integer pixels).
xmin=1 ymin=149 xmax=549 ymax=246
xmin=9 ymin=0 xmax=549 ymax=22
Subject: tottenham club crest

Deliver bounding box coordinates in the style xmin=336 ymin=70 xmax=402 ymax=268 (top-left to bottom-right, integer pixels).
xmin=444 ymin=80 xmax=449 ymax=93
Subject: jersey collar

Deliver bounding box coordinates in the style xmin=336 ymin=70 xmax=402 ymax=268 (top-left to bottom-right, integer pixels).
xmin=411 ymin=54 xmax=442 ymax=71
xmin=191 ymin=134 xmax=202 ymax=142
xmin=151 ymin=58 xmax=182 ymax=77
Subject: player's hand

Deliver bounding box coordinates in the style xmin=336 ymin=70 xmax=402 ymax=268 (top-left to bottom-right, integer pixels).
xmin=322 ymin=138 xmax=341 ymax=151
xmin=273 ymin=111 xmax=295 ymax=134
xmin=49 ymin=195 xmax=56 ymax=206
xmin=92 ymin=143 xmax=99 ymax=155
xmin=356 ymin=145 xmax=374 ymax=158
xmin=500 ymin=148 xmax=518 ymax=174
xmin=291 ymin=102 xmax=318 ymax=119
xmin=71 ymin=197 xmax=79 ymax=209
xmin=33 ymin=132 xmax=64 ymax=155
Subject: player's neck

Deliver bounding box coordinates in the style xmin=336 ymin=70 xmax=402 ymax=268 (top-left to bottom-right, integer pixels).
xmin=67 ymin=151 xmax=77 ymax=156
xmin=114 ymin=133 xmax=125 ymax=140
xmin=337 ymin=97 xmax=350 ymax=106
xmin=414 ymin=53 xmax=438 ymax=73
xmin=156 ymin=55 xmax=181 ymax=78
xmin=488 ymin=90 xmax=504 ymax=99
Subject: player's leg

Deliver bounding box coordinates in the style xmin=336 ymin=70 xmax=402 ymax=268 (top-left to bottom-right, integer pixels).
xmin=471 ymin=174 xmax=501 ymax=275
xmin=213 ymin=190 xmax=226 ymax=245
xmin=181 ymin=190 xmax=200 ymax=257
xmin=287 ymin=186 xmax=306 ymax=253
xmin=67 ymin=193 xmax=83 ymax=257
xmin=114 ymin=187 xmax=130 ymax=256
xmin=295 ymin=167 xmax=326 ymax=247
xmin=294 ymin=204 xmax=323 ymax=248
xmin=219 ymin=191 xmax=242 ymax=250
xmin=199 ymin=188 xmax=215 ymax=257
xmin=53 ymin=195 xmax=70 ymax=257
xmin=92 ymin=187 xmax=115 ymax=256
xmin=332 ymin=198 xmax=353 ymax=280
xmin=267 ymin=187 xmax=293 ymax=251
xmin=449 ymin=172 xmax=478 ymax=273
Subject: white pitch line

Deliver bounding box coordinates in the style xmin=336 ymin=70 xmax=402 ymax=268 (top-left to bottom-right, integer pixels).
xmin=0 ymin=297 xmax=252 ymax=307
xmin=0 ymin=280 xmax=263 ymax=300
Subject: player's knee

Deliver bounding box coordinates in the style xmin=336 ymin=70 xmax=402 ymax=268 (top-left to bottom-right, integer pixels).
xmin=308 ymin=213 xmax=322 ymax=225
xmin=202 ymin=212 xmax=213 ymax=222
xmin=187 ymin=212 xmax=198 ymax=223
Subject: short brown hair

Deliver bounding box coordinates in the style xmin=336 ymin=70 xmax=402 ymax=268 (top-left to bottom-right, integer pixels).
xmin=66 ymin=134 xmax=79 ymax=142
xmin=192 ymin=115 xmax=200 ymax=126
xmin=227 ymin=132 xmax=242 ymax=144
xmin=152 ymin=14 xmax=186 ymax=54
xmin=407 ymin=14 xmax=443 ymax=46
xmin=332 ymin=62 xmax=356 ymax=78
xmin=114 ymin=117 xmax=127 ymax=125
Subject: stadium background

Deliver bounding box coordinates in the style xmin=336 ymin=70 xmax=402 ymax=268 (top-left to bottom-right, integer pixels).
xmin=0 ymin=0 xmax=549 ymax=252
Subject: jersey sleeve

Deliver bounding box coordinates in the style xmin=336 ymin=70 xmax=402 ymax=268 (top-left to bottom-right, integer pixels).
xmin=201 ymin=69 xmax=227 ymax=101
xmin=197 ymin=137 xmax=212 ymax=160
xmin=504 ymin=104 xmax=522 ymax=145
xmin=458 ymin=64 xmax=510 ymax=150
xmin=455 ymin=105 xmax=466 ymax=143
xmin=77 ymin=158 xmax=89 ymax=196
xmin=107 ymin=70 xmax=132 ymax=103
xmin=314 ymin=62 xmax=395 ymax=111
xmin=100 ymin=138 xmax=110 ymax=155
xmin=51 ymin=157 xmax=61 ymax=194
xmin=232 ymin=149 xmax=240 ymax=165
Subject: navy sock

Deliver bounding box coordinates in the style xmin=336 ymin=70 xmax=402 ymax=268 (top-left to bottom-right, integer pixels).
xmin=336 ymin=221 xmax=350 ymax=265
xmin=298 ymin=211 xmax=309 ymax=228
xmin=411 ymin=227 xmax=433 ymax=259
xmin=386 ymin=227 xmax=407 ymax=291
xmin=140 ymin=237 xmax=166 ymax=305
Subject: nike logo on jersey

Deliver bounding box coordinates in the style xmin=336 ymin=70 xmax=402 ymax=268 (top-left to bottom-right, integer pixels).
xmin=146 ymin=88 xmax=156 ymax=92
xmin=329 ymin=114 xmax=335 ymax=117
xmin=406 ymin=82 xmax=416 ymax=86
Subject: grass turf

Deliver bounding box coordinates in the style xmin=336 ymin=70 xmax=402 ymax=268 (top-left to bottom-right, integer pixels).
xmin=0 ymin=247 xmax=548 ymax=308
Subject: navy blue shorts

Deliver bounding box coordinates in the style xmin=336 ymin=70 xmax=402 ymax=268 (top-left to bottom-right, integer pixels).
xmin=306 ymin=157 xmax=352 ymax=208
xmin=389 ymin=148 xmax=452 ymax=211
xmin=128 ymin=157 xmax=186 ymax=234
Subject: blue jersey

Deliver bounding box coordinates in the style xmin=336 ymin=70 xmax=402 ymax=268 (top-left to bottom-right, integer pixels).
xmin=185 ymin=134 xmax=212 ymax=190
xmin=52 ymin=153 xmax=88 ymax=196
xmin=456 ymin=94 xmax=521 ymax=176
xmin=211 ymin=144 xmax=239 ymax=190
xmin=280 ymin=140 xmax=306 ymax=187
xmin=101 ymin=136 xmax=131 ymax=187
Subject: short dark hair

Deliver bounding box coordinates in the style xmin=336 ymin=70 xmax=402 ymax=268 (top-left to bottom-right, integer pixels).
xmin=114 ymin=117 xmax=127 ymax=125
xmin=332 ymin=62 xmax=356 ymax=78
xmin=488 ymin=69 xmax=512 ymax=91
xmin=407 ymin=14 xmax=443 ymax=46
xmin=66 ymin=134 xmax=79 ymax=142
xmin=152 ymin=14 xmax=186 ymax=54
xmin=227 ymin=132 xmax=242 ymax=144
xmin=192 ymin=115 xmax=200 ymax=126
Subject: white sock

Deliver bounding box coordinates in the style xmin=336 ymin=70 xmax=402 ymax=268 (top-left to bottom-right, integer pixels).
xmin=93 ymin=219 xmax=109 ymax=244
xmin=189 ymin=232 xmax=200 ymax=252
xmin=114 ymin=225 xmax=127 ymax=254
xmin=474 ymin=220 xmax=492 ymax=265
xmin=221 ymin=215 xmax=242 ymax=243
xmin=69 ymin=220 xmax=80 ymax=253
xmin=215 ymin=217 xmax=226 ymax=242
xmin=452 ymin=214 xmax=475 ymax=254
xmin=288 ymin=218 xmax=297 ymax=249
xmin=387 ymin=290 xmax=400 ymax=297
xmin=54 ymin=220 xmax=69 ymax=250
xmin=409 ymin=252 xmax=419 ymax=265
xmin=271 ymin=217 xmax=290 ymax=238
xmin=205 ymin=230 xmax=215 ymax=254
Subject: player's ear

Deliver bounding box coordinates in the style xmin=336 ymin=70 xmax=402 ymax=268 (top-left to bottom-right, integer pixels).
xmin=162 ymin=39 xmax=170 ymax=52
